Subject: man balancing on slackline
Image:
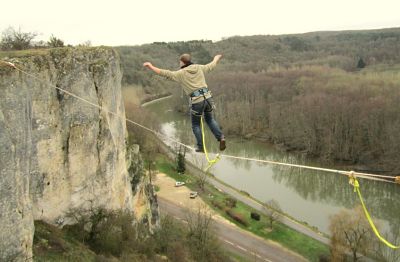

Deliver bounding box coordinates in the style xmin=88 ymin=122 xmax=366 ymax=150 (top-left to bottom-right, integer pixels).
xmin=143 ymin=54 xmax=226 ymax=153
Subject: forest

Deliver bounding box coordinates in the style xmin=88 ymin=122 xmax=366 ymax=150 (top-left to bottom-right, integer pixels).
xmin=116 ymin=28 xmax=400 ymax=174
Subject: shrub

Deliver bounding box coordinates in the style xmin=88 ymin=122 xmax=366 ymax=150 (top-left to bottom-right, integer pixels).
xmin=176 ymin=146 xmax=186 ymax=174
xmin=65 ymin=208 xmax=155 ymax=258
xmin=250 ymin=212 xmax=260 ymax=221
xmin=1 ymin=26 xmax=37 ymax=50
xmin=211 ymin=200 xmax=226 ymax=211
xmin=226 ymin=209 xmax=248 ymax=226
xmin=48 ymin=35 xmax=64 ymax=48
xmin=224 ymin=197 xmax=237 ymax=208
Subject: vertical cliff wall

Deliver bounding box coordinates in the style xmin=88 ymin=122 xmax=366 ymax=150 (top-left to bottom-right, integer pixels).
xmin=0 ymin=47 xmax=158 ymax=261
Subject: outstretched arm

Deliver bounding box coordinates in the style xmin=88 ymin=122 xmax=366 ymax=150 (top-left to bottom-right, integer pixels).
xmin=143 ymin=62 xmax=180 ymax=82
xmin=143 ymin=62 xmax=161 ymax=74
xmin=201 ymin=54 xmax=223 ymax=73
xmin=213 ymin=54 xmax=223 ymax=63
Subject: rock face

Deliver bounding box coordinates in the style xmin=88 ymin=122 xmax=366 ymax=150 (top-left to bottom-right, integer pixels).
xmin=0 ymin=47 xmax=158 ymax=261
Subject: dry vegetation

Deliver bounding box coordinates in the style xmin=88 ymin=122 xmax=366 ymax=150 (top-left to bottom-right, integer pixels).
xmin=116 ymin=28 xmax=400 ymax=173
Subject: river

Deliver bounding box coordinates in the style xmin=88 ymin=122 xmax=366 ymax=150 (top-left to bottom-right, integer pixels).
xmin=144 ymin=96 xmax=400 ymax=235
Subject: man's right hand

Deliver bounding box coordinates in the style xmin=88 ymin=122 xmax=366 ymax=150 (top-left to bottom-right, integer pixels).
xmin=143 ymin=62 xmax=152 ymax=69
xmin=143 ymin=62 xmax=162 ymax=74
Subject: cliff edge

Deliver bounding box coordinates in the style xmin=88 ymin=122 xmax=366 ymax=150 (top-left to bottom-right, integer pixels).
xmin=0 ymin=47 xmax=158 ymax=261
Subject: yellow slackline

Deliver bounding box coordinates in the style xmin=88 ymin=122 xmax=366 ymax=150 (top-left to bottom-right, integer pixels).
xmin=200 ymin=116 xmax=220 ymax=173
xmin=348 ymin=172 xmax=400 ymax=249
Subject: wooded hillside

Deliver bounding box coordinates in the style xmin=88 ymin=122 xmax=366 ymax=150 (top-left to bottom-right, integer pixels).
xmin=116 ymin=28 xmax=400 ymax=173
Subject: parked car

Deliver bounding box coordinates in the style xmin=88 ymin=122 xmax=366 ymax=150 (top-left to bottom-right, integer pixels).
xmin=189 ymin=191 xmax=198 ymax=199
xmin=175 ymin=181 xmax=185 ymax=187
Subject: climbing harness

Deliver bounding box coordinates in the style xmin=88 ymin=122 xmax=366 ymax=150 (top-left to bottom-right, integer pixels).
xmin=348 ymin=171 xmax=400 ymax=249
xmin=190 ymin=87 xmax=209 ymax=98
xmin=2 ymin=60 xmax=400 ymax=248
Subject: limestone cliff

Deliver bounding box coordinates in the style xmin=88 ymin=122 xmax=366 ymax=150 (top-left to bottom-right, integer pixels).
xmin=0 ymin=47 xmax=158 ymax=261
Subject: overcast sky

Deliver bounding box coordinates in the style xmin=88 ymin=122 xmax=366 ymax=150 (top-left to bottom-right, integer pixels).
xmin=1 ymin=0 xmax=399 ymax=46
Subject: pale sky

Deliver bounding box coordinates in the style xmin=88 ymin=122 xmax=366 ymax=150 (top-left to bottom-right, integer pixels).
xmin=1 ymin=0 xmax=400 ymax=46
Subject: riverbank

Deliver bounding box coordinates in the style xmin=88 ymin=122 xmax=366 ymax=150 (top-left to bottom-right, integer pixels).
xmin=147 ymin=93 xmax=396 ymax=176
xmin=141 ymin=94 xmax=173 ymax=107
xmin=154 ymin=154 xmax=330 ymax=261
xmin=152 ymin=130 xmax=330 ymax=236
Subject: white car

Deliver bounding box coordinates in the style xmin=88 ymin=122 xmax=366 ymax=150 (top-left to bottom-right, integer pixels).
xmin=190 ymin=191 xmax=198 ymax=199
xmin=175 ymin=181 xmax=185 ymax=187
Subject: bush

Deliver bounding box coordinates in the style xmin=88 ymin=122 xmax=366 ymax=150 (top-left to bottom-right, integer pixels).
xmin=1 ymin=26 xmax=37 ymax=50
xmin=250 ymin=212 xmax=260 ymax=221
xmin=224 ymin=197 xmax=237 ymax=208
xmin=318 ymin=254 xmax=331 ymax=262
xmin=64 ymin=208 xmax=155 ymax=258
xmin=48 ymin=35 xmax=64 ymax=48
xmin=211 ymin=200 xmax=226 ymax=211
xmin=46 ymin=207 xmax=230 ymax=262
xmin=226 ymin=209 xmax=248 ymax=226
xmin=176 ymin=146 xmax=186 ymax=174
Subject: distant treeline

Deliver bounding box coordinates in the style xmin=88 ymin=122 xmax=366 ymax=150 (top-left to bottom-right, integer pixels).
xmin=116 ymin=28 xmax=400 ymax=87
xmin=116 ymin=28 xmax=400 ymax=173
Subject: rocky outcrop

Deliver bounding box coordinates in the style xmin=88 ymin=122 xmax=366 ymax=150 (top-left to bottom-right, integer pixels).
xmin=0 ymin=47 xmax=158 ymax=261
xmin=127 ymin=144 xmax=159 ymax=227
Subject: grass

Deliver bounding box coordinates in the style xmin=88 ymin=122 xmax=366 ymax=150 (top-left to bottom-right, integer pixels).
xmin=0 ymin=46 xmax=114 ymax=60
xmin=155 ymin=154 xmax=330 ymax=262
xmin=0 ymin=48 xmax=49 ymax=59
xmin=226 ymin=251 xmax=250 ymax=262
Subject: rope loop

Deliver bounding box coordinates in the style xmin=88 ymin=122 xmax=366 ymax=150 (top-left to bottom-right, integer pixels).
xmin=348 ymin=171 xmax=359 ymax=192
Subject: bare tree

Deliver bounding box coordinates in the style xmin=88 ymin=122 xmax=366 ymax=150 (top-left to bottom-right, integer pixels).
xmin=196 ymin=171 xmax=208 ymax=192
xmin=185 ymin=204 xmax=220 ymax=261
xmin=0 ymin=26 xmax=37 ymax=50
xmin=329 ymin=206 xmax=373 ymax=262
xmin=262 ymin=199 xmax=282 ymax=229
xmin=191 ymin=153 xmax=208 ymax=192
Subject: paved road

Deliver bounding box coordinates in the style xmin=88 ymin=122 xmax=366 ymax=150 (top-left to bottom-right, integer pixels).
xmin=158 ymin=197 xmax=306 ymax=262
xmin=157 ymin=141 xmax=330 ymax=245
